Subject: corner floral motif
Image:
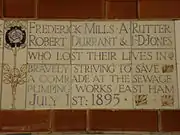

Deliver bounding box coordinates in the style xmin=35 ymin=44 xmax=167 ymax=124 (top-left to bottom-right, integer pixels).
xmin=161 ymin=95 xmax=174 ymax=107
xmin=135 ymin=94 xmax=148 ymax=106
xmin=3 ymin=20 xmax=27 ymax=110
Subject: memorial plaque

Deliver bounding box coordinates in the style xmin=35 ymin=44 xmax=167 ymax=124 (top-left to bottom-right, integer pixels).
xmin=0 ymin=19 xmax=179 ymax=110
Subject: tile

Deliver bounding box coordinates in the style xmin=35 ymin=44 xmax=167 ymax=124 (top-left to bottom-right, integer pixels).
xmin=139 ymin=0 xmax=180 ymax=18
xmin=27 ymin=20 xmax=71 ymax=64
xmin=71 ymin=21 xmax=131 ymax=49
xmin=160 ymin=110 xmax=180 ymax=131
xmin=106 ymin=0 xmax=137 ymax=19
xmin=89 ymin=110 xmax=158 ymax=131
xmin=28 ymin=21 xmax=71 ymax=49
xmin=26 ymin=21 xmax=71 ymax=110
xmin=4 ymin=0 xmax=35 ymax=18
xmin=71 ymin=63 xmax=133 ymax=109
xmin=0 ymin=19 xmax=3 ymax=48
xmin=1 ymin=20 xmax=28 ymax=110
xmin=177 ymin=64 xmax=180 ymax=108
xmin=53 ymin=110 xmax=86 ymax=131
xmin=26 ymin=64 xmax=71 ymax=109
xmin=72 ymin=49 xmax=131 ymax=65
xmin=27 ymin=49 xmax=71 ymax=64
xmin=71 ymin=21 xmax=132 ymax=109
xmin=132 ymin=57 xmax=178 ymax=109
xmin=131 ymin=49 xmax=177 ymax=109
xmin=0 ymin=110 xmax=51 ymax=132
xmin=38 ymin=0 xmax=104 ymax=18
xmin=131 ymin=21 xmax=174 ymax=49
xmin=131 ymin=49 xmax=176 ymax=65
xmin=132 ymin=62 xmax=178 ymax=109
xmin=131 ymin=21 xmax=178 ymax=109
xmin=0 ymin=19 xmax=4 ymax=109
xmin=175 ymin=20 xmax=180 ymax=64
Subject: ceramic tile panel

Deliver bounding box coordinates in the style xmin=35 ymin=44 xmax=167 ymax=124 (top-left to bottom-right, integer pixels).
xmin=131 ymin=21 xmax=177 ymax=109
xmin=0 ymin=19 xmax=179 ymax=110
xmin=71 ymin=21 xmax=132 ymax=109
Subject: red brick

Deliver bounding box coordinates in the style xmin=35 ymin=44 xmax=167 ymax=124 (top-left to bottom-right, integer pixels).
xmin=38 ymin=0 xmax=104 ymax=19
xmin=0 ymin=110 xmax=51 ymax=132
xmin=3 ymin=0 xmax=36 ymax=18
xmin=107 ymin=0 xmax=137 ymax=19
xmin=161 ymin=110 xmax=180 ymax=131
xmin=139 ymin=0 xmax=180 ymax=18
xmin=89 ymin=110 xmax=158 ymax=131
xmin=53 ymin=110 xmax=86 ymax=131
xmin=0 ymin=0 xmax=2 ymax=17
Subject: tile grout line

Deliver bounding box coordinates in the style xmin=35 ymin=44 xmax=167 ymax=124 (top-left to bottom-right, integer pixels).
xmin=86 ymin=109 xmax=90 ymax=132
xmin=0 ymin=19 xmax=5 ymax=110
xmin=25 ymin=20 xmax=28 ymax=109
xmin=137 ymin=0 xmax=140 ymax=19
xmin=70 ymin=20 xmax=72 ymax=109
xmin=1 ymin=0 xmax=4 ymax=18
xmin=158 ymin=110 xmax=162 ymax=132
xmin=104 ymin=0 xmax=108 ymax=19
xmin=130 ymin=21 xmax=134 ymax=109
xmin=173 ymin=20 xmax=180 ymax=109
xmin=49 ymin=109 xmax=55 ymax=132
xmin=35 ymin=0 xmax=39 ymax=19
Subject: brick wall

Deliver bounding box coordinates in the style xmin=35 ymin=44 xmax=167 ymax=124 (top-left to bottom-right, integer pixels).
xmin=0 ymin=0 xmax=180 ymax=133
